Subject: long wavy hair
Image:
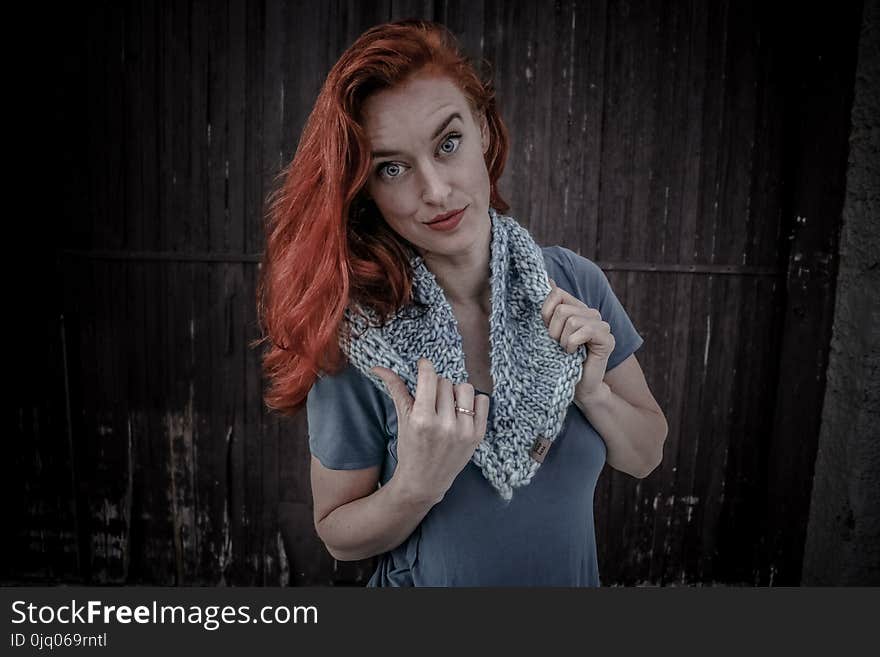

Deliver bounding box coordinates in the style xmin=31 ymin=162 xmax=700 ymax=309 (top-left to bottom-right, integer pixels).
xmin=254 ymin=19 xmax=510 ymax=416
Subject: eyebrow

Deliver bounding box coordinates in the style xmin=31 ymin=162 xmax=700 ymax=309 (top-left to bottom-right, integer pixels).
xmin=370 ymin=112 xmax=462 ymax=159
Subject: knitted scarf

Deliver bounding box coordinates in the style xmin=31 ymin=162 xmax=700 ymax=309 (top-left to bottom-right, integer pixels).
xmin=340 ymin=208 xmax=587 ymax=500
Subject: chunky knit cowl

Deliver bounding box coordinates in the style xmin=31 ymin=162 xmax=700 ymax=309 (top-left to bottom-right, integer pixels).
xmin=340 ymin=208 xmax=586 ymax=500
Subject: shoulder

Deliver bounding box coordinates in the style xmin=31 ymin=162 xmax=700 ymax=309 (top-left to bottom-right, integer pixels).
xmin=308 ymin=360 xmax=389 ymax=423
xmin=306 ymin=360 xmax=392 ymax=469
xmin=541 ymin=245 xmax=606 ymax=299
xmin=542 ymin=245 xmax=602 ymax=275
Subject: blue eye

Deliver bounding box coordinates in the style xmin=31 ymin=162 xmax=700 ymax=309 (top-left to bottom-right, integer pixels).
xmin=378 ymin=162 xmax=405 ymax=180
xmin=439 ymin=134 xmax=461 ymax=155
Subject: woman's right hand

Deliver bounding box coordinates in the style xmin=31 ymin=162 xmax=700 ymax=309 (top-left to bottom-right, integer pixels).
xmin=370 ymin=358 xmax=490 ymax=505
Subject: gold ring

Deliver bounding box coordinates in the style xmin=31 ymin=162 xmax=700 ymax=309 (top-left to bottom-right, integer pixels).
xmin=454 ymin=406 xmax=476 ymax=416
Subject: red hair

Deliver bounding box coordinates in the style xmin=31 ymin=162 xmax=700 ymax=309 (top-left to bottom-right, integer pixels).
xmin=254 ymin=19 xmax=510 ymax=416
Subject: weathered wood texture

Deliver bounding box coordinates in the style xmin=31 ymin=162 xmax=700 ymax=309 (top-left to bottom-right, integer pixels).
xmin=6 ymin=0 xmax=863 ymax=585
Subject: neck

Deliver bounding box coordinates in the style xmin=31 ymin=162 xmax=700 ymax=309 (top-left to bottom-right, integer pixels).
xmin=419 ymin=219 xmax=492 ymax=314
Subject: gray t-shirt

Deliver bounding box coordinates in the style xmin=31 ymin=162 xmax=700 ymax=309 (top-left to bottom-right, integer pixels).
xmin=307 ymin=246 xmax=644 ymax=586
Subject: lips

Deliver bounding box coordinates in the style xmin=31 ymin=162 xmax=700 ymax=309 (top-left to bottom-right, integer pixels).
xmin=423 ymin=207 xmax=467 ymax=232
xmin=425 ymin=206 xmax=467 ymax=231
xmin=426 ymin=206 xmax=467 ymax=224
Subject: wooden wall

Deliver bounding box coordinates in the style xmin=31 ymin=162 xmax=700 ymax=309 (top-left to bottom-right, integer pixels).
xmin=6 ymin=0 xmax=864 ymax=585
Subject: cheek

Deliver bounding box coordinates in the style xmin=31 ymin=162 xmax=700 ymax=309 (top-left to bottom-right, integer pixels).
xmin=461 ymin=150 xmax=491 ymax=197
xmin=369 ymin=182 xmax=418 ymax=226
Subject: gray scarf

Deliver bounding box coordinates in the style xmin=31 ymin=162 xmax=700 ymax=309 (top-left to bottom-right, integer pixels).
xmin=340 ymin=208 xmax=586 ymax=500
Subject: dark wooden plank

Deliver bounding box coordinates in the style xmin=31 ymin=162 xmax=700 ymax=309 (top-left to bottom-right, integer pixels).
xmin=485 ymin=0 xmax=552 ymax=224
xmin=655 ymin=271 xmax=709 ymax=584
xmin=748 ymin=4 xmax=787 ymax=268
xmin=763 ymin=0 xmax=863 ymax=585
xmin=9 ymin=2 xmax=85 ymax=576
xmin=567 ymin=0 xmax=608 ymax=256
xmin=714 ymin=275 xmax=779 ymax=584
xmin=596 ymin=0 xmax=640 ymax=262
xmin=437 ymin=0 xmax=485 ymax=61
xmin=389 ymin=0 xmax=433 ymax=21
xmin=222 ymin=263 xmax=256 ymax=584
xmin=622 ymin=271 xmax=664 ymax=582
xmin=186 ymin=260 xmax=222 ymax=584
xmin=202 ymin=0 xmax=228 ymax=253
xmin=73 ymin=260 xmax=124 ymax=583
xmin=652 ymin=0 xmax=694 ymax=266
xmin=122 ymin=0 xmax=148 ymax=251
xmin=535 ymin=0 xmax=580 ymax=243
xmin=693 ymin=275 xmax=743 ymax=582
xmin=691 ymin=0 xmax=727 ymax=266
xmin=621 ymin=1 xmax=659 ymax=265
xmin=713 ymin=1 xmax=758 ymax=268
xmin=125 ymin=259 xmax=176 ymax=584
xmin=647 ymin=271 xmax=694 ymax=583
xmin=676 ymin=1 xmax=708 ymax=268
xmin=88 ymin=5 xmax=125 ymax=251
xmin=157 ymin=0 xmax=190 ymax=251
xmin=4 ymin=314 xmax=81 ymax=583
xmin=338 ymin=0 xmax=393 ymax=64
xmin=226 ymin=0 xmax=248 ymax=255
xmin=243 ymin=0 xmax=266 ymax=255
xmin=243 ymin=264 xmax=283 ymax=585
xmin=159 ymin=262 xmax=197 ymax=583
xmin=521 ymin=1 xmax=557 ymax=233
xmin=634 ymin=271 xmax=670 ymax=583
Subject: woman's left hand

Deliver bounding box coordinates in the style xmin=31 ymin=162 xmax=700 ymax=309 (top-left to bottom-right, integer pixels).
xmin=541 ymin=278 xmax=616 ymax=398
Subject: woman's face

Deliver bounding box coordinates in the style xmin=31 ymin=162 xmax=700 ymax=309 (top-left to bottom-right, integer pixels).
xmin=361 ymin=73 xmax=491 ymax=259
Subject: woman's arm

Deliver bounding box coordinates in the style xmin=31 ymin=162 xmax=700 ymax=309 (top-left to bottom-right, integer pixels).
xmin=310 ymin=456 xmax=439 ymax=561
xmin=542 ymin=273 xmax=667 ymax=479
xmin=310 ymin=359 xmax=489 ymax=562
xmin=573 ymin=354 xmax=668 ymax=478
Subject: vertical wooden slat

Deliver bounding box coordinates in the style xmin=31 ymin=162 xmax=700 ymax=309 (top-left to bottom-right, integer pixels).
xmin=91 ymin=5 xmax=126 ymax=250
xmin=389 ymin=0 xmax=433 ymax=21
xmin=438 ymin=0 xmax=485 ymax=61
xmin=227 ymin=0 xmax=248 ymax=255
xmin=764 ymin=0 xmax=863 ymax=586
xmin=653 ymin=1 xmax=691 ymax=266
xmin=597 ymin=0 xmax=638 ymax=263
xmin=244 ymin=0 xmax=266 ymax=256
xmin=126 ymin=258 xmax=168 ymax=584
xmin=647 ymin=272 xmax=694 ymax=583
xmin=565 ymin=0 xmax=607 ymax=255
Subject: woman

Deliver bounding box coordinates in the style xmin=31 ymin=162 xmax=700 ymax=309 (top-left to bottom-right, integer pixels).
xmin=257 ymin=20 xmax=668 ymax=586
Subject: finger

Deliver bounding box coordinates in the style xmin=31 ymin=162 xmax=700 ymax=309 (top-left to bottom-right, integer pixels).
xmin=548 ymin=303 xmax=579 ymax=340
xmin=554 ymin=284 xmax=594 ymax=311
xmin=453 ymin=382 xmax=476 ymax=428
xmin=541 ymin=285 xmax=563 ymax=326
xmin=412 ymin=358 xmax=439 ymax=415
xmin=370 ymin=366 xmax=414 ymax=416
xmin=473 ymin=393 xmax=490 ymax=440
xmin=560 ymin=315 xmax=590 ymax=350
xmin=564 ymin=322 xmax=593 ymax=354
xmin=436 ymin=376 xmax=455 ymax=420
xmin=569 ymin=323 xmax=614 ymax=359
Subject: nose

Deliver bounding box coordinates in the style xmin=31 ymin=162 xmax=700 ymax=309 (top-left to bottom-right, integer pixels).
xmin=419 ymin=161 xmax=451 ymax=205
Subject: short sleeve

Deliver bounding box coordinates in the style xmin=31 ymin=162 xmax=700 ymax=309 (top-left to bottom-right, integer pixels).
xmin=545 ymin=246 xmax=644 ymax=371
xmin=306 ymin=362 xmax=389 ymax=469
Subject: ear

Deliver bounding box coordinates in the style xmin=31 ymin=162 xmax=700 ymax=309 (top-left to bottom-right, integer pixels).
xmin=478 ymin=112 xmax=490 ymax=155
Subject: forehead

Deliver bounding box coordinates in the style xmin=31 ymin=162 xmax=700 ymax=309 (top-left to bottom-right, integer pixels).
xmin=362 ymin=74 xmax=472 ymax=146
